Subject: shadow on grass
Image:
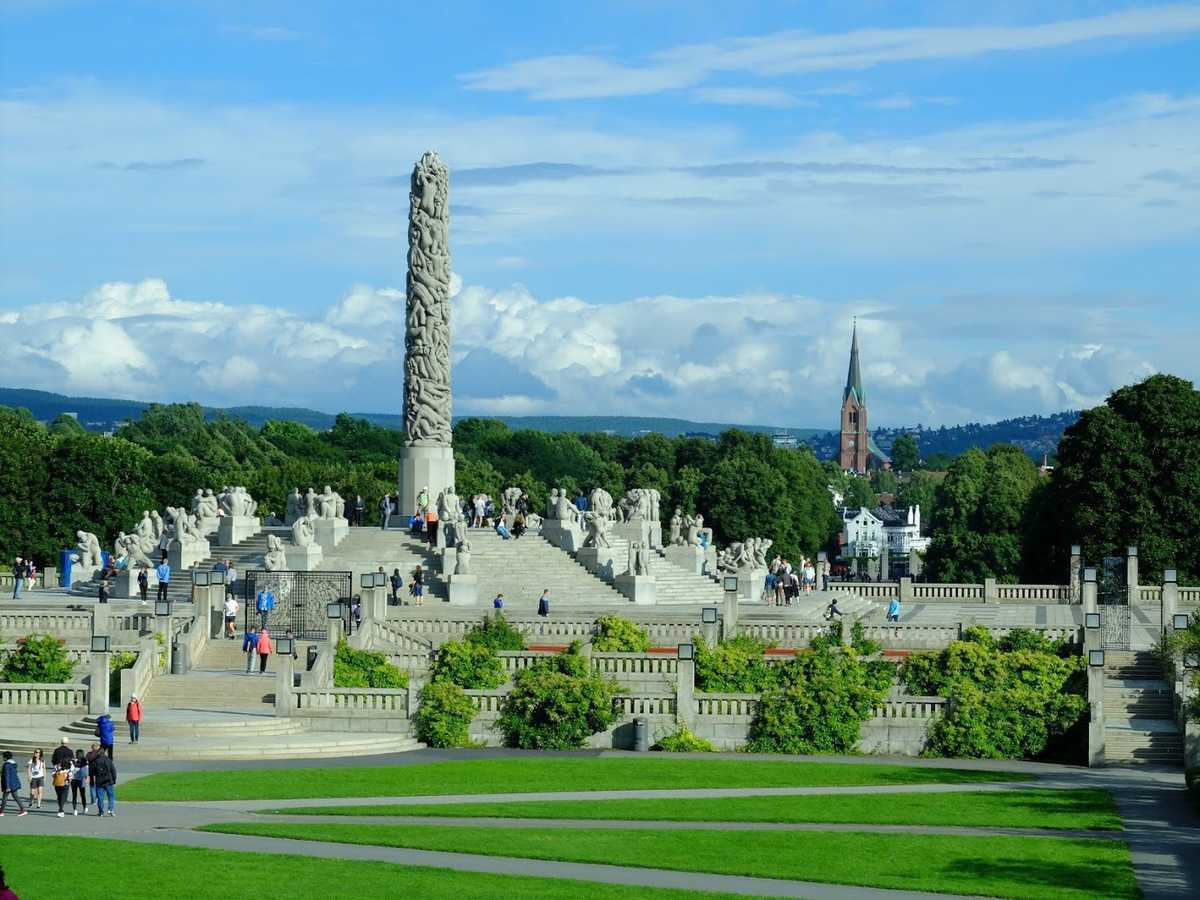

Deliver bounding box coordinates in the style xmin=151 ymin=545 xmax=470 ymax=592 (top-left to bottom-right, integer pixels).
xmin=939 ymin=845 xmax=1138 ymax=899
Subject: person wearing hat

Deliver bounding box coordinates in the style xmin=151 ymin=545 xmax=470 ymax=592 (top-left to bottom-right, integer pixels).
xmin=125 ymin=694 xmax=143 ymax=744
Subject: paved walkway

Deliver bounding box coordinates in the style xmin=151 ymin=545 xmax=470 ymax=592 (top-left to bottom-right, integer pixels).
xmin=1 ymin=750 xmax=1196 ymax=898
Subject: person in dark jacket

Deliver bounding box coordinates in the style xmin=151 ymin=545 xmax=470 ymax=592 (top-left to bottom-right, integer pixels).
xmin=537 ymin=589 xmax=550 ymax=617
xmin=0 ymin=751 xmax=27 ymax=816
xmin=51 ymin=737 xmax=73 ymax=770
xmin=389 ymin=568 xmax=403 ymax=605
xmin=95 ymin=713 xmax=115 ymax=759
xmin=137 ymin=566 xmax=149 ymax=603
xmin=91 ymin=751 xmax=117 ymax=816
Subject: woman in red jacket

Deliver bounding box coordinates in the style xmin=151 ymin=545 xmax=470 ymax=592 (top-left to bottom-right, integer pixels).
xmin=125 ymin=695 xmax=143 ymax=744
xmin=256 ymin=627 xmax=273 ymax=675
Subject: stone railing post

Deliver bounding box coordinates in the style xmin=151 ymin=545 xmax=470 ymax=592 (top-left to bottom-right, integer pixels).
xmin=983 ymin=577 xmax=998 ymax=604
xmin=275 ymin=646 xmax=294 ymax=717
xmin=721 ymin=587 xmax=739 ymax=638
xmin=1084 ymin=622 xmax=1105 ymax=767
xmin=899 ymin=576 xmax=913 ymax=604
xmin=676 ymin=650 xmax=695 ymax=729
xmin=1082 ymin=567 xmax=1098 ymax=615
xmin=841 ymin=614 xmax=854 ymax=648
xmin=1126 ymin=546 xmax=1139 ymax=600
xmin=1162 ymin=570 xmax=1178 ymax=637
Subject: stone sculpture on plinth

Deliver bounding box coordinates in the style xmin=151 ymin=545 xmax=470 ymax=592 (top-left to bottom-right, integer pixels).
xmin=448 ymin=538 xmax=478 ymax=606
xmin=615 ymin=539 xmax=656 ymax=605
xmin=718 ymin=537 xmax=772 ymax=600
xmin=216 ymin=486 xmax=261 ymax=544
xmin=263 ymin=534 xmax=288 ymax=571
xmin=165 ymin=506 xmax=210 ymax=571
xmin=71 ymin=530 xmax=102 ymax=583
xmin=284 ymin=515 xmax=323 ymax=570
xmin=397 ymin=151 xmax=456 ymax=518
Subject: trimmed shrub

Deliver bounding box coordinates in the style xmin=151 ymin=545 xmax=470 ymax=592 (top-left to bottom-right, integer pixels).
xmin=465 ymin=613 xmax=525 ymax=651
xmin=108 ymin=650 xmax=137 ymax=704
xmin=653 ymin=726 xmax=716 ymax=753
xmin=333 ymin=640 xmax=408 ymax=689
xmin=414 ymin=681 xmax=477 ymax=748
xmin=497 ymin=647 xmax=620 ymax=749
xmin=745 ymin=642 xmax=892 ymax=755
xmin=1 ymin=633 xmax=74 ymax=684
xmin=694 ymin=634 xmax=777 ymax=693
xmin=592 ymin=615 xmax=650 ymax=653
xmin=430 ymin=639 xmax=505 ymax=690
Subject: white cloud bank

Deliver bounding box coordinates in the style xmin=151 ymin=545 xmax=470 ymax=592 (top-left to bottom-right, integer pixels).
xmin=0 ymin=278 xmax=1166 ymax=428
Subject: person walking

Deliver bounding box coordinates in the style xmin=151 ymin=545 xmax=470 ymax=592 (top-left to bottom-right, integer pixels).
xmin=242 ymin=623 xmax=259 ymax=674
xmin=26 ymin=749 xmax=44 ymax=809
xmin=255 ymin=586 xmax=275 ymax=629
xmin=226 ymin=562 xmax=238 ymax=600
xmin=85 ymin=744 xmax=102 ymax=807
xmin=350 ymin=598 xmax=362 ymax=633
xmin=0 ymin=751 xmax=28 ymax=817
xmin=51 ymin=737 xmax=72 ymax=771
xmin=411 ymin=566 xmax=424 ymax=606
xmin=354 ymin=494 xmax=365 ymax=527
xmin=256 ymin=626 xmax=273 ymax=675
xmin=94 ymin=713 xmax=115 ymax=759
xmin=137 ymin=566 xmax=149 ymax=603
xmin=11 ymin=558 xmax=23 ymax=599
xmin=389 ymin=568 xmax=403 ymax=605
xmin=70 ymin=750 xmax=88 ymax=815
xmin=886 ymin=596 xmax=901 ymax=623
xmin=125 ymin=695 xmax=143 ymax=744
xmin=379 ymin=494 xmax=392 ymax=531
xmin=537 ymin=589 xmax=550 ymax=617
xmin=51 ymin=761 xmax=70 ymax=817
xmin=493 ymin=593 xmax=504 ymax=609
xmin=91 ymin=750 xmax=116 ymax=817
xmin=155 ymin=558 xmax=170 ymax=603
xmin=97 ymin=574 xmax=110 ymax=605
xmin=224 ymin=594 xmax=239 ymax=639
xmin=425 ymin=508 xmax=439 ymax=547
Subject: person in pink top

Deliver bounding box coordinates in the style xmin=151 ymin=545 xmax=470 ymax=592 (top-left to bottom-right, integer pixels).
xmin=256 ymin=627 xmax=273 ymax=675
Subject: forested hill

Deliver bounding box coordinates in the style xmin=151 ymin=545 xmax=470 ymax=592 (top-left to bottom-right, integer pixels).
xmin=805 ymin=412 xmax=1080 ymax=461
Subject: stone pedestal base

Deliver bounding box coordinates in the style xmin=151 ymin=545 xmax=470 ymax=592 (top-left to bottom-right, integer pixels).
xmin=398 ymin=445 xmax=455 ymax=522
xmin=441 ymin=547 xmax=457 ymax=576
xmin=312 ymin=518 xmax=349 ymax=552
xmin=612 ymin=521 xmax=649 ymax=547
xmin=448 ymin=574 xmax=478 ymax=606
xmin=614 ymin=574 xmax=656 ymax=605
xmin=662 ymin=544 xmax=706 ymax=575
xmin=735 ymin=566 xmax=767 ymax=601
xmin=218 ymin=515 xmax=261 ymax=545
xmin=70 ymin=565 xmax=100 ymax=587
xmin=196 ymin=517 xmax=219 ymax=537
xmin=542 ymin=519 xmax=585 ymax=552
xmin=110 ymin=568 xmax=157 ymax=599
xmin=168 ymin=539 xmax=210 ymax=572
xmin=648 ymin=522 xmax=662 ymax=549
xmin=577 ymin=546 xmax=620 ymax=581
xmin=284 ymin=545 xmax=323 ymax=571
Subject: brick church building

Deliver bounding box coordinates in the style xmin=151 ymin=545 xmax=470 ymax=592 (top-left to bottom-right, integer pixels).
xmin=838 ymin=321 xmax=891 ymax=474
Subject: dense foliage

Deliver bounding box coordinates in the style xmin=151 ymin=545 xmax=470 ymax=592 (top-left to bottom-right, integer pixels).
xmin=745 ymin=634 xmax=893 ymax=754
xmin=463 ymin=613 xmax=525 ymax=652
xmin=592 ymin=615 xmax=650 ymax=653
xmin=901 ymin=627 xmax=1086 ymax=760
xmin=413 ymin=681 xmax=478 ymax=748
xmin=332 ymin=640 xmax=408 ymax=689
xmin=0 ymin=634 xmax=75 ymax=683
xmin=694 ymin=634 xmax=779 ymax=693
xmin=109 ymin=650 xmax=137 ymax=704
xmin=653 ymin=726 xmax=717 ymax=752
xmin=1159 ymin=617 xmax=1200 ymax=722
xmin=497 ymin=645 xmax=620 ymax=749
xmin=429 ymin=639 xmax=506 ymax=690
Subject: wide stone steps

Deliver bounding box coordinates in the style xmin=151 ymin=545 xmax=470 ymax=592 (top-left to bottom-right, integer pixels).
xmin=318 ymin=529 xmax=447 ymax=599
xmin=0 ymin=730 xmax=422 ymax=760
xmin=462 ymin=531 xmax=628 ymax=606
xmin=61 ymin=713 xmax=307 ymax=738
xmin=144 ymin=674 xmax=276 ymax=709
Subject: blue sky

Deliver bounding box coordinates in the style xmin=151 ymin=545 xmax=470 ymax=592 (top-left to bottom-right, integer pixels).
xmin=1 ymin=1 xmax=1197 ymax=427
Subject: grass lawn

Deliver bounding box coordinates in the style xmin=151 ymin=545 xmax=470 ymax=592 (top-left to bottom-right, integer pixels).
xmin=0 ymin=836 xmax=741 ymax=900
xmin=202 ymin=823 xmax=1137 ymax=900
xmin=268 ymin=787 xmax=1121 ymax=831
xmin=121 ymin=756 xmax=1028 ymax=801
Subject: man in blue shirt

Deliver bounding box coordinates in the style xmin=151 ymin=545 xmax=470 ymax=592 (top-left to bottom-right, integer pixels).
xmin=255 ymin=587 xmax=275 ymax=628
xmin=154 ymin=561 xmax=170 ymax=603
xmin=887 ymin=597 xmax=901 ymax=622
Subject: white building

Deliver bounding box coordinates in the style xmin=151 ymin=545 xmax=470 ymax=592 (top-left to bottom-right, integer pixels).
xmin=841 ymin=505 xmax=929 ymax=558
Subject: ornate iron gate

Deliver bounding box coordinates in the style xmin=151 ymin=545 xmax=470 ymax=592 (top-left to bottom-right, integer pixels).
xmin=242 ymin=570 xmax=352 ymax=640
xmin=1098 ymin=555 xmax=1131 ymax=650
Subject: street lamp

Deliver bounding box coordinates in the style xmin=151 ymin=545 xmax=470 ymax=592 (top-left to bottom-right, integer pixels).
xmin=722 ymin=576 xmax=738 ymax=593
xmin=1083 ymin=567 xmax=1097 ymax=583
xmin=701 ymin=607 xmax=718 ymax=625
xmin=192 ymin=570 xmax=210 ymax=586
xmin=210 ymin=570 xmax=226 ymax=585
xmin=359 ymin=573 xmax=374 ymax=589
xmin=90 ymin=635 xmax=110 ymax=654
xmin=677 ymin=643 xmax=695 ymax=661
xmin=1070 ymin=544 xmax=1081 ymax=556
xmin=1164 ymin=569 xmax=1178 ymax=583
xmin=327 ymin=601 xmax=344 ymax=620
xmin=1088 ymin=649 xmax=1105 ymax=668
xmin=154 ymin=600 xmax=172 ymax=618
xmin=1085 ymin=612 xmax=1101 ymax=630
xmin=1173 ymin=614 xmax=1191 ymax=631
xmin=275 ymin=636 xmax=294 ymax=657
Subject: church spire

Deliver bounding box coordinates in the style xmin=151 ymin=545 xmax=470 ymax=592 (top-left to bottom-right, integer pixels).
xmin=844 ymin=319 xmax=864 ymax=406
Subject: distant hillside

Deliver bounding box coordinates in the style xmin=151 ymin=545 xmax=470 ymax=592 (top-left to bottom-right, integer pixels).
xmin=805 ymin=412 xmax=1080 ymax=461
xmin=0 ymin=388 xmax=817 ymax=439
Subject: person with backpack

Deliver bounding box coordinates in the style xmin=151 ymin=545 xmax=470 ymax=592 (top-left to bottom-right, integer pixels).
xmin=91 ymin=751 xmax=117 ymax=817
xmin=0 ymin=751 xmax=27 ymax=816
xmin=51 ymin=762 xmax=70 ymax=817
xmin=493 ymin=593 xmax=504 ymax=610
xmin=70 ymin=749 xmax=88 ymax=815
xmin=125 ymin=695 xmax=143 ymax=744
xmin=242 ymin=623 xmax=259 ymax=674
xmin=537 ymin=589 xmax=551 ymax=617
xmin=389 ymin=568 xmax=403 ymax=605
xmin=94 ymin=713 xmax=115 ymax=759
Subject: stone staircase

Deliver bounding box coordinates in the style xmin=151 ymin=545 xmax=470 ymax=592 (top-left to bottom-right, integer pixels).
xmin=600 ymin=535 xmax=728 ymax=605
xmin=463 ymin=529 xmax=628 ymax=606
xmin=1103 ymin=649 xmax=1184 ymax=765
xmin=319 ymin=527 xmax=447 ymax=600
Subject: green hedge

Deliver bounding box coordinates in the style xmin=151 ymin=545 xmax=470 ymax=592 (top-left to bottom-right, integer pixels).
xmin=465 ymin=613 xmax=524 ymax=652
xmin=333 ymin=640 xmax=408 ymax=689
xmin=414 ymin=681 xmax=478 ymax=748
xmin=653 ymin=726 xmax=716 ymax=753
xmin=1 ymin=633 xmax=74 ymax=684
xmin=694 ymin=634 xmax=777 ymax=693
xmin=430 ymin=640 xmax=505 ymax=690
xmin=497 ymin=646 xmax=620 ymax=749
xmin=592 ymin=616 xmax=650 ymax=653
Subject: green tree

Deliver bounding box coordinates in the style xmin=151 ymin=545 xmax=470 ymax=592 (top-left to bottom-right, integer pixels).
xmin=0 ymin=408 xmax=53 ymax=564
xmin=497 ymin=647 xmax=620 ymax=749
xmin=1029 ymin=374 xmax=1200 ymax=583
xmin=895 ymin=471 xmax=939 ymax=530
xmin=844 ymin=475 xmax=877 ymax=509
xmin=1 ymin=634 xmax=75 ymax=683
xmin=414 ymin=681 xmax=478 ymax=748
xmin=592 ymin=616 xmax=650 ymax=653
xmin=890 ymin=433 xmax=920 ymax=471
xmin=49 ymin=414 xmax=87 ymax=436
xmin=924 ymin=445 xmax=1039 ymax=583
xmin=429 ymin=639 xmax=506 ymax=689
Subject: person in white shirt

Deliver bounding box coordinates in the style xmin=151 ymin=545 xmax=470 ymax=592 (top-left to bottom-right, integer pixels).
xmin=224 ymin=595 xmax=239 ymax=639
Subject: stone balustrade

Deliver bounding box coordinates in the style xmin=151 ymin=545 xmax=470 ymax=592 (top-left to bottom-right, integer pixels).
xmin=0 ymin=683 xmax=89 ymax=711
xmin=0 ymin=611 xmax=93 ymax=636
xmin=693 ymin=692 xmax=760 ymax=720
xmin=829 ymin=582 xmax=898 ymax=599
xmin=739 ymin=623 xmax=830 ymax=645
xmin=873 ymin=696 xmax=946 ymax=719
xmin=994 ymin=584 xmax=1072 ymax=602
xmin=911 ymin=583 xmax=984 ymax=601
xmin=1181 ymin=586 xmax=1200 ymax=606
xmin=293 ymin=687 xmax=410 ymax=716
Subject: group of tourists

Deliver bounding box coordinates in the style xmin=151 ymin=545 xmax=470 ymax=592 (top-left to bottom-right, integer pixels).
xmin=240 ymin=623 xmax=281 ymax=674
xmin=1 ymin=737 xmax=118 ymax=819
xmin=765 ymin=556 xmax=819 ymax=604
xmin=9 ymin=558 xmax=37 ymax=598
xmin=382 ymin=565 xmax=424 ymax=606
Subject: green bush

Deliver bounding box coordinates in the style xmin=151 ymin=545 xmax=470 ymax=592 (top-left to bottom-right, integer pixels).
xmin=1 ymin=634 xmax=75 ymax=684
xmin=851 ymin=621 xmax=881 ymax=656
xmin=694 ymin=634 xmax=777 ymax=693
xmin=592 ymin=615 xmax=650 ymax=653
xmin=465 ymin=613 xmax=525 ymax=652
xmin=497 ymin=647 xmax=620 ymax=749
xmin=414 ymin=681 xmax=478 ymax=748
xmin=745 ymin=642 xmax=892 ymax=755
xmin=333 ymin=640 xmax=409 ymax=689
xmin=108 ymin=650 xmax=137 ymax=704
xmin=653 ymin=726 xmax=716 ymax=752
xmin=430 ymin=639 xmax=505 ymax=690
xmin=902 ymin=634 xmax=1087 ymax=760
